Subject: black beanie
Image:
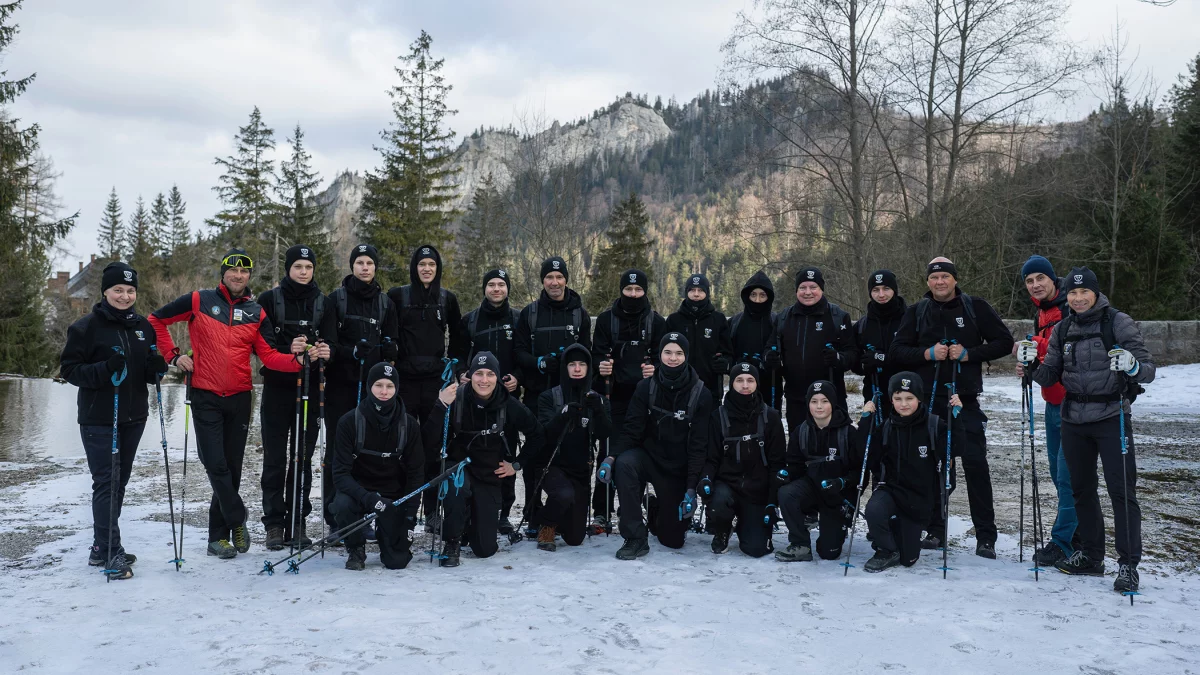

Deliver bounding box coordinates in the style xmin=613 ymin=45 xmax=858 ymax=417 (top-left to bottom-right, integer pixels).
xmin=541 ymin=256 xmax=568 ymax=282
xmin=482 ymin=268 xmax=510 ymax=291
xmin=867 ymin=269 xmax=898 ymax=294
xmin=620 ymin=268 xmax=648 ymax=292
xmin=684 ymin=273 xmax=710 ymax=296
xmin=101 ymin=261 xmax=138 ymax=293
xmin=926 ymin=259 xmax=957 ymax=279
xmin=730 ymin=360 xmax=759 ymax=384
xmin=368 ymin=361 xmax=398 ymax=387
xmin=1063 ymin=266 xmax=1100 ymax=296
xmin=888 ymin=371 xmax=926 ymax=403
xmin=805 ymin=380 xmax=835 ymax=404
xmin=285 ymin=244 xmax=316 ymax=271
xmin=220 ymin=247 xmax=253 ymax=277
xmin=349 ymin=243 xmax=379 ymax=268
xmin=660 ymin=331 xmax=690 ymax=359
xmin=467 ymin=350 xmax=501 ymax=377
xmin=795 ymin=266 xmax=825 ymax=290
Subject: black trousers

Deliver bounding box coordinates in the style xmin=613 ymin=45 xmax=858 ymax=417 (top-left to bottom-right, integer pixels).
xmin=1063 ymin=415 xmax=1141 ymax=566
xmin=322 ymin=378 xmax=358 ymax=530
xmin=613 ymin=448 xmax=688 ymax=548
xmin=442 ymin=472 xmax=503 ymax=559
xmin=865 ymin=489 xmax=923 ymax=566
xmin=537 ymin=467 xmax=590 ymax=546
xmin=925 ymin=404 xmax=997 ymax=545
xmin=708 ymin=481 xmax=772 ymax=557
xmin=259 ymin=381 xmax=319 ymax=533
xmin=402 ymin=374 xmax=448 ymax=517
xmin=81 ymin=421 xmax=144 ymax=553
xmin=778 ymin=477 xmax=847 ymax=560
xmin=191 ymin=389 xmax=252 ymax=542
xmin=591 ymin=395 xmax=627 ymax=518
xmin=330 ymin=492 xmax=413 ymax=569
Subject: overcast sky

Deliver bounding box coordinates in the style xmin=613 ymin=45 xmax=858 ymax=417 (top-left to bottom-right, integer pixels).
xmin=7 ymin=0 xmax=1198 ymax=271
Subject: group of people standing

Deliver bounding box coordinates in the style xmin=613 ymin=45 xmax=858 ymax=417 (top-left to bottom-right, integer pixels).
xmin=59 ymin=242 xmax=1155 ymax=595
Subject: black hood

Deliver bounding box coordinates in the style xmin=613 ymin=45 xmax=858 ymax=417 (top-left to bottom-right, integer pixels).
xmin=409 ymin=244 xmax=443 ymax=292
xmin=559 ymin=342 xmax=593 ymax=402
xmin=741 ymin=271 xmax=775 ymax=311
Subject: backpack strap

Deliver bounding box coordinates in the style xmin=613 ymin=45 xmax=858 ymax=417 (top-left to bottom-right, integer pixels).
xmin=272 ymin=289 xmax=324 ymax=339
xmin=353 ymin=407 xmax=409 ymax=459
xmin=552 ymin=386 xmax=563 ymax=410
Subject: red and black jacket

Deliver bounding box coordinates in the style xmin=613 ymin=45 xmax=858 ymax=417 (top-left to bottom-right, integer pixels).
xmin=1030 ymin=287 xmax=1068 ymax=406
xmin=149 ymin=284 xmax=300 ymax=396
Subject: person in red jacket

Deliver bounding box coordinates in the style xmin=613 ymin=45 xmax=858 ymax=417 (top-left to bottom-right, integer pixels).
xmin=149 ymin=249 xmax=302 ymax=560
xmin=1014 ymin=255 xmax=1076 ymax=566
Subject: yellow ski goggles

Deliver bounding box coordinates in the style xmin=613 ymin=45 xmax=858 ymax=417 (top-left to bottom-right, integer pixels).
xmin=222 ymin=253 xmax=254 ymax=269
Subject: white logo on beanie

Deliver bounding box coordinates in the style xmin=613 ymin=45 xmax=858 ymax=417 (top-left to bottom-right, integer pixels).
xmin=359 ymin=245 xmax=367 ymax=252
xmin=552 ymin=260 xmax=561 ymax=270
xmin=901 ymin=378 xmax=911 ymax=389
xmin=692 ymin=276 xmax=700 ymax=285
xmin=933 ymin=264 xmax=942 ymax=270
xmin=813 ymin=382 xmax=822 ymax=391
xmin=875 ymin=274 xmax=883 ymax=283
xmin=477 ymin=355 xmax=487 ymax=365
xmin=628 ymin=273 xmax=637 ymax=284
xmin=1074 ymin=274 xmax=1083 ymax=284
xmin=383 ymin=365 xmax=393 ymax=377
xmin=499 ymin=269 xmax=506 ymax=278
xmin=669 ymin=333 xmax=680 ymax=341
xmin=807 ymin=270 xmax=815 ymax=279
xmin=301 ymin=248 xmax=309 ymax=257
xmin=741 ymin=364 xmax=750 ymax=372
xmin=123 ymin=270 xmax=133 ymax=282
xmin=421 ymin=247 xmax=431 ymax=255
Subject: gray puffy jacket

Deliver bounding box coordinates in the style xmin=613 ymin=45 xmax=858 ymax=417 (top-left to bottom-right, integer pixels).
xmin=1033 ymin=294 xmax=1155 ymax=425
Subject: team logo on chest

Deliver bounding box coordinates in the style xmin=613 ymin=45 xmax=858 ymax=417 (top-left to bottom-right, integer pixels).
xmin=211 ymin=306 xmax=221 ymax=315
xmin=918 ymin=445 xmax=928 ymax=458
xmin=956 ymin=317 xmax=964 ymax=328
xmin=134 ymin=330 xmax=145 ymax=340
xmin=815 ymin=321 xmax=824 ymax=331
xmin=827 ymin=447 xmax=838 ymax=461
xmin=704 ymin=328 xmax=712 ymax=339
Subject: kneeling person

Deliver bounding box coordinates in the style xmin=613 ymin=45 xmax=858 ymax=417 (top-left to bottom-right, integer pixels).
xmin=534 ymin=344 xmax=612 ymax=551
xmin=699 ymin=361 xmax=786 ymax=557
xmin=862 ymin=372 xmax=951 ymax=572
xmin=331 ymin=363 xmax=424 ymax=571
xmin=776 ymin=380 xmax=857 ymax=562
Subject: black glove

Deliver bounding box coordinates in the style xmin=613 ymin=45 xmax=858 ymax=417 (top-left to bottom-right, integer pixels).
xmin=380 ymin=340 xmax=398 ymax=362
xmin=353 ymin=339 xmax=371 ymax=361
xmin=710 ymin=353 xmax=731 ymax=374
xmin=105 ymin=351 xmax=127 ymax=375
xmin=585 ymin=390 xmax=603 ymax=410
xmin=146 ymin=351 xmax=168 ymax=377
xmin=822 ymin=345 xmax=841 ymax=367
xmin=564 ymin=401 xmax=585 ymax=419
xmin=764 ymin=348 xmax=782 ymax=370
xmin=540 ymin=352 xmax=560 ymax=374
xmin=697 ymin=476 xmax=713 ymax=499
xmin=861 ymin=348 xmax=885 ymax=371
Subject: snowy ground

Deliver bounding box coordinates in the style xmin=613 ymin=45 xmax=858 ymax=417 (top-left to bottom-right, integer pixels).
xmin=2 ymin=368 xmax=1199 ymax=674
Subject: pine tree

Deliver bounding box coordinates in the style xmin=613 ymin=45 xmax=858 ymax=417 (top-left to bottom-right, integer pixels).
xmin=149 ymin=191 xmax=169 ymax=257
xmin=358 ymin=30 xmax=461 ymax=286
xmin=1169 ymin=52 xmax=1200 ymax=313
xmin=275 ymin=124 xmax=331 ymax=286
xmin=0 ymin=1 xmax=76 ymax=375
xmin=207 ymin=106 xmax=276 ymax=263
xmin=127 ymin=195 xmax=154 ymax=269
xmin=97 ymin=187 xmax=123 ymax=260
xmin=454 ymin=173 xmax=510 ymax=283
xmin=167 ymin=183 xmax=190 ymax=252
xmin=588 ymin=192 xmax=654 ymax=309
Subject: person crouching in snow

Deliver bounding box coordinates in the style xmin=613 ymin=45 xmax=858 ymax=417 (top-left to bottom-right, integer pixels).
xmin=775 ymin=380 xmax=857 ymax=562
xmin=331 ymin=362 xmax=424 ymax=571
xmin=533 ymin=343 xmax=612 ymax=551
xmin=862 ymin=372 xmax=953 ymax=572
xmin=697 ymin=361 xmax=786 ymax=556
xmin=427 ymin=351 xmax=545 ymax=567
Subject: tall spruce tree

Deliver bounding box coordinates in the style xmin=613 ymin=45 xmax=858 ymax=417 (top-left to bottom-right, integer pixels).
xmin=149 ymin=191 xmax=169 ymax=257
xmin=97 ymin=187 xmax=123 ymax=260
xmin=588 ymin=192 xmax=654 ymax=309
xmin=275 ymin=124 xmax=331 ymax=286
xmin=208 ymin=106 xmax=276 ymax=264
xmin=0 ymin=1 xmax=75 ymax=375
xmin=1169 ymin=53 xmax=1200 ymax=313
xmin=454 ymin=173 xmax=510 ymax=283
xmin=167 ymin=183 xmax=190 ymax=251
xmin=358 ymin=30 xmax=461 ymax=285
xmin=127 ymin=195 xmax=154 ymax=269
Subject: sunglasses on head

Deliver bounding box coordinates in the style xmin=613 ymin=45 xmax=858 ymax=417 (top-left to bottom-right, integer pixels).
xmin=222 ymin=254 xmax=254 ymax=269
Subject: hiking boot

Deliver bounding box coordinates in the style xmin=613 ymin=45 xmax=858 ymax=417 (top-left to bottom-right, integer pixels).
xmin=1055 ymin=550 xmax=1105 ymax=576
xmin=265 ymin=527 xmax=285 ymax=551
xmin=498 ymin=519 xmax=514 ymax=536
xmin=616 ymin=537 xmax=649 ymax=561
xmin=976 ymin=541 xmax=997 ymax=559
xmin=774 ymin=543 xmax=813 ymax=562
xmin=345 ymin=546 xmax=367 ymax=571
xmin=711 ymin=530 xmax=731 ymax=554
xmin=864 ymin=550 xmax=901 ymax=573
xmin=284 ymin=530 xmax=313 ymax=549
xmin=103 ymin=552 xmax=133 ymax=580
xmin=920 ymin=533 xmax=942 ymax=550
xmin=207 ymin=540 xmax=237 ymax=559
xmin=89 ymin=546 xmax=136 ymax=566
xmin=589 ymin=516 xmax=611 ymax=536
xmin=537 ymin=525 xmax=557 ymax=552
xmin=1033 ymin=542 xmax=1068 ymax=566
xmin=1114 ymin=564 xmax=1140 ymax=594
xmin=440 ymin=541 xmax=461 ymax=568
xmin=231 ymin=523 xmax=251 ymax=553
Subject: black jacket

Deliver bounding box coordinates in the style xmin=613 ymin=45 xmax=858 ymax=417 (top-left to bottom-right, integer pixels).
xmin=458 ymin=299 xmax=522 ymax=383
xmin=327 ymin=275 xmax=399 ymax=385
xmin=257 ymin=280 xmax=338 ymax=389
xmin=865 ymin=409 xmax=948 ymax=523
xmin=514 ymin=288 xmax=592 ymax=395
xmin=786 ymin=408 xmax=859 ymax=499
xmin=666 ymin=300 xmax=733 ymax=393
xmin=60 ymin=302 xmax=161 ymax=426
xmin=535 ymin=345 xmax=613 ymax=480
xmin=702 ymin=401 xmax=786 ymax=504
xmin=424 ymin=385 xmax=545 ymax=486
xmin=387 ymin=245 xmax=465 ymax=378
xmin=590 ymin=300 xmax=666 ymax=401
xmin=729 ymin=271 xmax=778 ymax=373
xmin=615 ymin=366 xmax=714 ymax=481
xmin=332 ymin=402 xmax=424 ymax=518
xmin=775 ymin=297 xmax=855 ymax=402
xmin=850 ymin=295 xmax=908 ymax=404
xmin=889 ymin=288 xmax=1014 ymax=407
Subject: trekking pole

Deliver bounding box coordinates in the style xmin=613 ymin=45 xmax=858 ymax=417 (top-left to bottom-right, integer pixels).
xmin=179 ymin=367 xmax=191 ymax=566
xmin=509 ymin=421 xmax=574 ymax=544
xmin=150 ymin=346 xmax=181 ymax=571
xmin=843 ymin=387 xmax=881 ymax=575
xmin=1116 ymin=347 xmax=1138 ymax=605
xmin=1019 ymin=377 xmax=1027 ymax=564
xmin=431 ymin=357 xmax=458 ymax=562
xmin=1027 ymin=376 xmax=1044 ymax=580
xmin=317 ymin=355 xmax=326 ymax=559
xmin=290 ymin=354 xmax=306 ymax=554
xmin=102 ymin=346 xmax=127 ymax=581
xmin=928 ymin=339 xmax=948 ymax=415
xmin=261 ymin=458 xmax=471 ymax=575
xmin=605 ymin=351 xmax=613 ymax=536
xmin=940 ymin=360 xmax=961 ymax=579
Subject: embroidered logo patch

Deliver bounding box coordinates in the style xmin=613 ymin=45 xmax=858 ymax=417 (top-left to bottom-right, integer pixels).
xmin=918 ymin=445 xmax=928 ymax=458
